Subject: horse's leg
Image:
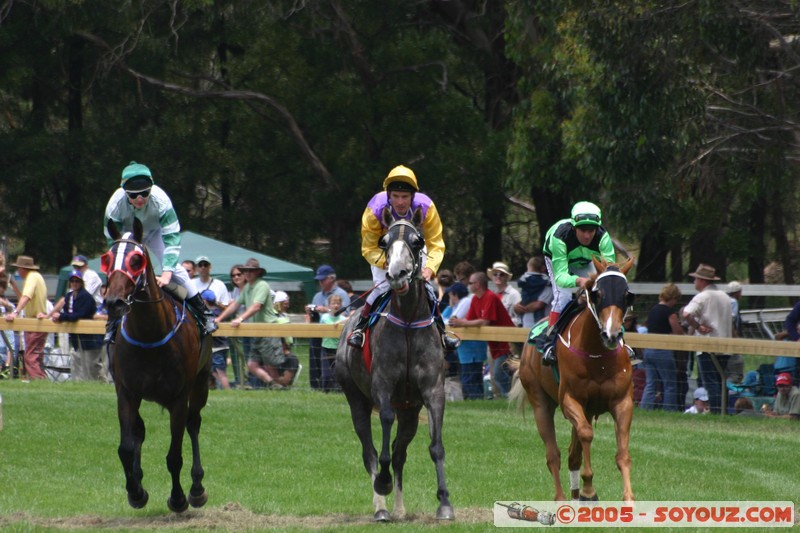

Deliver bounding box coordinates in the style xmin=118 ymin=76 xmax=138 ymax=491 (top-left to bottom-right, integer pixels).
xmin=422 ymin=389 xmax=455 ymax=520
xmin=391 ymin=406 xmax=421 ymax=520
xmin=530 ymin=393 xmax=567 ymax=501
xmin=340 ymin=378 xmax=388 ymax=521
xmin=567 ymin=426 xmax=583 ymax=500
xmin=560 ymin=394 xmax=597 ymax=501
xmin=374 ymin=397 xmax=395 ymax=498
xmin=117 ymin=388 xmax=149 ymax=509
xmin=186 ymin=369 xmax=210 ymax=508
xmin=609 ymin=395 xmax=635 ymax=503
xmin=165 ymin=400 xmax=189 ymax=513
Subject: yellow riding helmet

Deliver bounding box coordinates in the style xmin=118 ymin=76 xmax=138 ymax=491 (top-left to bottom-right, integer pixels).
xmin=382 ymin=165 xmax=419 ymax=192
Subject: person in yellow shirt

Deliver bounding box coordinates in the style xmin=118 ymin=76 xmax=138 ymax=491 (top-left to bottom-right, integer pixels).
xmin=4 ymin=255 xmax=49 ymax=379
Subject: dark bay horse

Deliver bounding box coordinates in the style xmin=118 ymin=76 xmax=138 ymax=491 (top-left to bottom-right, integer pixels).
xmin=509 ymin=256 xmax=636 ymax=502
xmin=103 ymin=218 xmax=212 ymax=512
xmin=335 ymin=209 xmax=454 ymax=522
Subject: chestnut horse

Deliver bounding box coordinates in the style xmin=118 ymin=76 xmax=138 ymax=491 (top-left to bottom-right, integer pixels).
xmin=335 ymin=210 xmax=454 ymax=522
xmin=102 ymin=218 xmax=212 ymax=512
xmin=509 ymin=257 xmax=635 ymax=502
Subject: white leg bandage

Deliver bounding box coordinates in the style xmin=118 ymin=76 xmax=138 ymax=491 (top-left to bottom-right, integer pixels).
xmin=570 ymin=470 xmax=581 ymax=491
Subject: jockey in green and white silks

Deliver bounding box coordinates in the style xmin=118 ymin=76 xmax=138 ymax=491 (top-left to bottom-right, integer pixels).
xmin=539 ymin=201 xmax=616 ymax=366
xmin=102 ymin=161 xmax=217 ymax=341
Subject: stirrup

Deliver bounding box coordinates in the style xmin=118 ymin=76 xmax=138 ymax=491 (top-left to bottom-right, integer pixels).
xmin=347 ymin=329 xmax=365 ymax=348
xmin=442 ymin=332 xmax=461 ymax=350
xmin=541 ymin=345 xmax=556 ymax=367
xmin=203 ymin=316 xmax=219 ymax=335
xmin=625 ymin=344 xmax=641 ymax=365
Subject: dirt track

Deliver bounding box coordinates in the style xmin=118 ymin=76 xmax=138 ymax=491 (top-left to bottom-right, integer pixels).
xmin=1 ymin=502 xmax=494 ymax=530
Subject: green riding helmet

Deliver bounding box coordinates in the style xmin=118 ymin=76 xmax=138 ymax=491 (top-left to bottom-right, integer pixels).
xmin=570 ymin=201 xmax=602 ymax=227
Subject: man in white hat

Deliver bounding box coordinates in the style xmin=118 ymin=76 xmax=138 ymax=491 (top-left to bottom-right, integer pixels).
xmin=191 ymin=256 xmax=231 ymax=312
xmin=487 ymin=261 xmax=522 ymax=327
xmin=682 ymin=263 xmax=732 ymax=414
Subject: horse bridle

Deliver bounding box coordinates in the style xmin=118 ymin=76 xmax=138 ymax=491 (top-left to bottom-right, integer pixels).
xmin=380 ymin=219 xmax=425 ymax=286
xmin=584 ymin=269 xmax=634 ymax=332
xmin=101 ymin=237 xmax=162 ymax=307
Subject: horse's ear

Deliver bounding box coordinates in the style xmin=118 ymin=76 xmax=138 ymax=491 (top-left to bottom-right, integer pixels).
xmin=626 ymin=291 xmax=636 ymax=308
xmin=381 ymin=207 xmax=393 ymax=228
xmin=107 ymin=218 xmax=121 ymax=241
xmin=412 ymin=207 xmax=424 ymax=228
xmin=133 ymin=217 xmax=144 ymax=243
xmin=620 ymin=257 xmax=635 ymax=275
xmin=592 ymin=255 xmax=607 ymax=273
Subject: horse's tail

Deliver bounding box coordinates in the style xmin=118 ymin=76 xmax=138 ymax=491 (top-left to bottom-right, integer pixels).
xmin=508 ymin=369 xmax=527 ymax=415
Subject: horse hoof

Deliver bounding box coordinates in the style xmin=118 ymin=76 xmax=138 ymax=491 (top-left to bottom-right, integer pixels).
xmin=579 ymin=494 xmax=599 ymax=502
xmin=374 ymin=510 xmax=391 ymax=522
xmin=188 ymin=490 xmax=208 ymax=508
xmin=167 ymin=496 xmax=189 ymax=513
xmin=436 ymin=505 xmax=455 ymax=520
xmin=127 ymin=489 xmax=149 ymax=509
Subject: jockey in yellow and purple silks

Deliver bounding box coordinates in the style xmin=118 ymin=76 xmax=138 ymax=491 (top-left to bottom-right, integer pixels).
xmin=346 ymin=165 xmax=459 ymax=350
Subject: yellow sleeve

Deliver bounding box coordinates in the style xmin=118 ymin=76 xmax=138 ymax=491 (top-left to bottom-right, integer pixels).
xmin=361 ymin=207 xmax=386 ymax=269
xmin=421 ymin=203 xmax=445 ymax=274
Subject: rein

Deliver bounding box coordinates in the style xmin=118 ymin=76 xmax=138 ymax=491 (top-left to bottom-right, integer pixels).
xmin=121 ymin=299 xmax=188 ymax=349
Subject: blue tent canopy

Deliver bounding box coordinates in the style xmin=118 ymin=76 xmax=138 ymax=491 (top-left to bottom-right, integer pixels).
xmin=57 ymin=231 xmax=314 ymax=298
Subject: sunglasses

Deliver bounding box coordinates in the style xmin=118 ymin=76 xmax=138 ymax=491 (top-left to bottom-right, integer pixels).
xmin=492 ymin=272 xmax=507 ymax=277
xmin=125 ymin=188 xmax=152 ymax=200
xmin=573 ymin=213 xmax=600 ymax=223
xmin=198 ymin=262 xmax=211 ymax=268
xmin=69 ymin=278 xmax=81 ymax=283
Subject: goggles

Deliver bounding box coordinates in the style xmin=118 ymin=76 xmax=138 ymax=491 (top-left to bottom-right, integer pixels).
xmin=573 ymin=213 xmax=600 ymax=224
xmin=125 ymin=188 xmax=152 ymax=200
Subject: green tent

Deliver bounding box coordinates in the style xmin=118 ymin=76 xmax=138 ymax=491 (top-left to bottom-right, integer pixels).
xmin=57 ymin=231 xmax=315 ymax=298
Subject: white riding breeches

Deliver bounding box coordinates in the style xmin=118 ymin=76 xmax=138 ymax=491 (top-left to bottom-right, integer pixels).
xmin=545 ymin=257 xmax=595 ymax=314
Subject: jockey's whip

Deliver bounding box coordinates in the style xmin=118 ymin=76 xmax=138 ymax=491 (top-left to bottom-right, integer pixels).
xmin=334 ymin=282 xmax=381 ymax=316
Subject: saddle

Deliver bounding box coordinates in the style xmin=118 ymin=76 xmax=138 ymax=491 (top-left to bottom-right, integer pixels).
xmin=162 ymin=282 xmax=204 ymax=334
xmin=528 ymin=297 xmax=586 ymax=351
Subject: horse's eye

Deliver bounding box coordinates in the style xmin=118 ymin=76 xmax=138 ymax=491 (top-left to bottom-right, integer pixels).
xmin=409 ymin=234 xmax=423 ymax=250
xmin=379 ymin=234 xmax=391 ymax=250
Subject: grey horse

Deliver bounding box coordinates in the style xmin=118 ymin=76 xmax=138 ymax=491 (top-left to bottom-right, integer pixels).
xmin=335 ymin=208 xmax=454 ymax=522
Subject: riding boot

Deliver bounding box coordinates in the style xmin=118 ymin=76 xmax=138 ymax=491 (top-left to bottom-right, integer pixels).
xmin=186 ymin=293 xmax=219 ymax=335
xmin=426 ymin=280 xmax=460 ymax=350
xmin=435 ymin=314 xmax=461 ymax=351
xmin=541 ymin=311 xmax=561 ymax=367
xmin=104 ymin=317 xmax=120 ymax=345
xmin=347 ymin=303 xmax=372 ymax=348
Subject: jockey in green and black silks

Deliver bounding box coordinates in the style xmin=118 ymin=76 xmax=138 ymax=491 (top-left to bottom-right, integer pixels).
xmin=539 ymin=201 xmax=616 ymax=365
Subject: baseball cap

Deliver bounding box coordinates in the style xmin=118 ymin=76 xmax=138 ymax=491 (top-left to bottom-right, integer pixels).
xmin=444 ymin=282 xmax=468 ymax=299
xmin=727 ymin=281 xmax=743 ymax=294
xmin=693 ymin=387 xmax=709 ymax=402
xmin=71 ymin=255 xmax=88 ymax=267
xmin=195 ymin=255 xmax=211 ymax=265
xmin=274 ymin=291 xmax=289 ymax=304
xmin=776 ymin=373 xmax=792 ymax=387
xmin=69 ymin=270 xmax=83 ymax=280
xmin=314 ymin=264 xmax=335 ymax=280
xmin=200 ymin=289 xmax=216 ymax=303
